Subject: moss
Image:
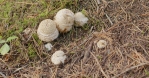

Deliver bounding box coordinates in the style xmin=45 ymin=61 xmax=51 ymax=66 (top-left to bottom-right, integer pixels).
xmin=28 ymin=44 xmax=37 ymax=58
xmin=32 ymin=33 xmax=42 ymax=45
xmin=97 ymin=55 xmax=102 ymax=60
xmin=82 ymin=24 xmax=90 ymax=31
xmin=145 ymin=70 xmax=149 ymax=77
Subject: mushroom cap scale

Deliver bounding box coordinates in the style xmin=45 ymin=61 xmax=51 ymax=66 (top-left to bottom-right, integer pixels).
xmin=37 ymin=19 xmax=59 ymax=42
xmin=74 ymin=12 xmax=88 ymax=26
xmin=51 ymin=50 xmax=67 ymax=65
xmin=54 ymin=9 xmax=75 ymax=33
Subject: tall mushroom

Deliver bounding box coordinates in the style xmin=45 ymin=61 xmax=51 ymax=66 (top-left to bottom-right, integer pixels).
xmin=54 ymin=9 xmax=75 ymax=33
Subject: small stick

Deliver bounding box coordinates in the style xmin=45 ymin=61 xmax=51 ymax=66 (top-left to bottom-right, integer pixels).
xmin=26 ymin=25 xmax=37 ymax=42
xmin=102 ymin=0 xmax=107 ymax=4
xmin=105 ymin=14 xmax=113 ymax=25
xmin=112 ymin=62 xmax=149 ymax=78
xmin=138 ymin=44 xmax=149 ymax=57
xmin=0 ymin=72 xmax=7 ymax=78
xmin=51 ymin=66 xmax=58 ymax=78
xmin=91 ymin=52 xmax=110 ymax=78
xmin=102 ymin=0 xmax=108 ymax=7
xmin=15 ymin=2 xmax=38 ymax=5
xmin=82 ymin=42 xmax=93 ymax=64
xmin=97 ymin=0 xmax=100 ymax=4
xmin=13 ymin=65 xmax=28 ymax=73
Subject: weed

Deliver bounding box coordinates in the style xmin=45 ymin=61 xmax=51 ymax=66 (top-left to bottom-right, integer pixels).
xmin=0 ymin=35 xmax=18 ymax=55
xmin=145 ymin=70 xmax=149 ymax=77
xmin=82 ymin=24 xmax=90 ymax=31
xmin=32 ymin=33 xmax=42 ymax=44
xmin=97 ymin=55 xmax=102 ymax=60
xmin=28 ymin=44 xmax=37 ymax=58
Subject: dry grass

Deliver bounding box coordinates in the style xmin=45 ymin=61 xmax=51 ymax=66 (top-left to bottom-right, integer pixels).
xmin=0 ymin=0 xmax=149 ymax=78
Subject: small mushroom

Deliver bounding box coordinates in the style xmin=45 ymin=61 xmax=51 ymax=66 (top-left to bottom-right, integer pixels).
xmin=74 ymin=12 xmax=88 ymax=27
xmin=45 ymin=43 xmax=53 ymax=51
xmin=37 ymin=19 xmax=59 ymax=42
xmin=97 ymin=40 xmax=107 ymax=49
xmin=51 ymin=50 xmax=67 ymax=65
xmin=54 ymin=9 xmax=75 ymax=33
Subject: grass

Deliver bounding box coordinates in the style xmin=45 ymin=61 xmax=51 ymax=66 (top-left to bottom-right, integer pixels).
xmin=0 ymin=0 xmax=82 ymax=63
xmin=0 ymin=0 xmax=79 ymax=55
xmin=0 ymin=0 xmax=77 ymax=37
xmin=28 ymin=44 xmax=37 ymax=58
xmin=145 ymin=69 xmax=149 ymax=77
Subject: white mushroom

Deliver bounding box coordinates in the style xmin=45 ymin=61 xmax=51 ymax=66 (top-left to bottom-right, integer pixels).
xmin=54 ymin=9 xmax=75 ymax=33
xmin=45 ymin=43 xmax=53 ymax=51
xmin=37 ymin=19 xmax=59 ymax=42
xmin=97 ymin=40 xmax=107 ymax=49
xmin=51 ymin=50 xmax=67 ymax=65
xmin=74 ymin=12 xmax=88 ymax=27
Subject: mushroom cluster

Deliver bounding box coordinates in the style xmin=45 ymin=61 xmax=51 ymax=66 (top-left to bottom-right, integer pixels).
xmin=37 ymin=8 xmax=89 ymax=42
xmin=37 ymin=8 xmax=89 ymax=65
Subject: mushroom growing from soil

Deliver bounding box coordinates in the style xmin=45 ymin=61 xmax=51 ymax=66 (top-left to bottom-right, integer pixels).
xmin=97 ymin=40 xmax=107 ymax=49
xmin=51 ymin=50 xmax=67 ymax=65
xmin=54 ymin=9 xmax=75 ymax=33
xmin=37 ymin=19 xmax=59 ymax=42
xmin=45 ymin=43 xmax=53 ymax=51
xmin=74 ymin=12 xmax=88 ymax=27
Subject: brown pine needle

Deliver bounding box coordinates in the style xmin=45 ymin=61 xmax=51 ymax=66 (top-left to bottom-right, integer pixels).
xmin=112 ymin=62 xmax=149 ymax=78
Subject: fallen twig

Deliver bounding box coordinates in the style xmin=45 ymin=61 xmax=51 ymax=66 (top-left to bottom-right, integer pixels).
xmin=82 ymin=42 xmax=93 ymax=64
xmin=15 ymin=2 xmax=38 ymax=5
xmin=0 ymin=72 xmax=7 ymax=78
xmin=13 ymin=65 xmax=28 ymax=73
xmin=51 ymin=66 xmax=58 ymax=78
xmin=105 ymin=14 xmax=113 ymax=25
xmin=112 ymin=62 xmax=149 ymax=78
xmin=90 ymin=52 xmax=110 ymax=78
xmin=97 ymin=0 xmax=100 ymax=4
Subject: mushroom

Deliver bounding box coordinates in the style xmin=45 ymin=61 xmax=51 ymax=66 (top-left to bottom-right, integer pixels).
xmin=97 ymin=40 xmax=107 ymax=49
xmin=74 ymin=12 xmax=88 ymax=27
xmin=37 ymin=19 xmax=59 ymax=42
xmin=54 ymin=9 xmax=75 ymax=33
xmin=45 ymin=43 xmax=53 ymax=51
xmin=51 ymin=50 xmax=67 ymax=65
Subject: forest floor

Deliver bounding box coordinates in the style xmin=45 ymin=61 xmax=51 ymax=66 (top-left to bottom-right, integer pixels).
xmin=0 ymin=0 xmax=149 ymax=78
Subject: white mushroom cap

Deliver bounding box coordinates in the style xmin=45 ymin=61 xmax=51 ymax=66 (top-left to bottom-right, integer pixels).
xmin=37 ymin=19 xmax=59 ymax=42
xmin=45 ymin=43 xmax=53 ymax=51
xmin=74 ymin=12 xmax=88 ymax=27
xmin=97 ymin=40 xmax=107 ymax=49
xmin=54 ymin=9 xmax=75 ymax=33
xmin=51 ymin=50 xmax=67 ymax=65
